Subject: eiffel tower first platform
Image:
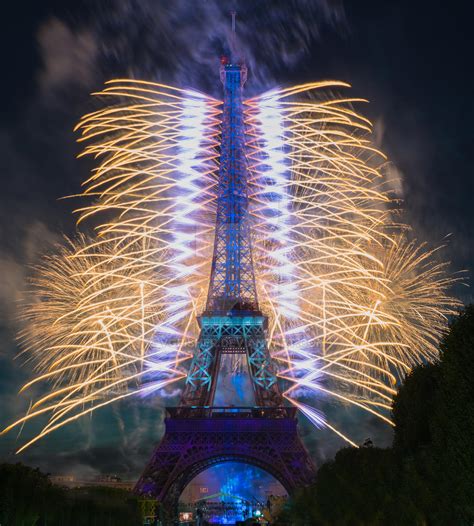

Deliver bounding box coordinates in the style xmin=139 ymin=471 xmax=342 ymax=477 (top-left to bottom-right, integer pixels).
xmin=135 ymin=52 xmax=316 ymax=515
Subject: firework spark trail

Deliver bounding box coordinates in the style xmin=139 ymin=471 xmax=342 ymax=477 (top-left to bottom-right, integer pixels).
xmin=3 ymin=81 xmax=221 ymax=450
xmin=6 ymin=235 xmax=190 ymax=452
xmin=247 ymin=82 xmax=460 ymax=425
xmin=2 ymin=79 xmax=460 ymax=450
xmin=74 ymin=80 xmax=221 ymax=358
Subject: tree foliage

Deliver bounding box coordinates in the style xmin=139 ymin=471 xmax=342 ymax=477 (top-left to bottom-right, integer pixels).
xmin=430 ymin=304 xmax=474 ymax=522
xmin=0 ymin=463 xmax=142 ymax=526
xmin=279 ymin=305 xmax=474 ymax=525
xmin=0 ymin=463 xmax=62 ymax=526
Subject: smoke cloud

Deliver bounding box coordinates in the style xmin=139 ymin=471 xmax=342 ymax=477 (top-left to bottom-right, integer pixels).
xmin=43 ymin=0 xmax=345 ymax=95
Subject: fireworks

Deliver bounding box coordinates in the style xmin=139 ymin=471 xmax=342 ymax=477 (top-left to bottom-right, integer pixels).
xmin=3 ymin=79 xmax=460 ymax=451
xmin=9 ymin=235 xmax=190 ymax=451
xmin=246 ymin=83 xmax=460 ymax=443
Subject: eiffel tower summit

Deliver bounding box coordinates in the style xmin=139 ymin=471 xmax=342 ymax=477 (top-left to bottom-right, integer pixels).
xmin=135 ymin=16 xmax=316 ymax=516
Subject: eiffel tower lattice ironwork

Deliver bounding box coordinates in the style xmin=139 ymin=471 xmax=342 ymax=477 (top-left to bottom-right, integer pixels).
xmin=135 ymin=56 xmax=316 ymax=515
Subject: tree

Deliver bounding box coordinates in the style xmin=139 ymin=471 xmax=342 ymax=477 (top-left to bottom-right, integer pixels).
xmin=0 ymin=463 xmax=63 ymax=525
xmin=392 ymin=305 xmax=474 ymax=524
xmin=392 ymin=363 xmax=440 ymax=455
xmin=279 ymin=306 xmax=474 ymax=525
xmin=0 ymin=463 xmax=141 ymax=526
xmin=278 ymin=446 xmax=426 ymax=526
xmin=62 ymin=486 xmax=142 ymax=526
xmin=431 ymin=305 xmax=474 ymax=523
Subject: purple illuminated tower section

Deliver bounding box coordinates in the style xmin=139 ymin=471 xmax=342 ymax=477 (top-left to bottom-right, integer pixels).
xmin=135 ymin=50 xmax=315 ymax=519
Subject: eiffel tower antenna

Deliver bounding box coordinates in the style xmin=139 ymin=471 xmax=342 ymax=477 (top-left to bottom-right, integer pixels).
xmin=230 ymin=10 xmax=238 ymax=62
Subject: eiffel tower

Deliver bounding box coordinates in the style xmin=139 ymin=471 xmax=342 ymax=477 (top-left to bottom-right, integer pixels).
xmin=135 ymin=45 xmax=315 ymax=518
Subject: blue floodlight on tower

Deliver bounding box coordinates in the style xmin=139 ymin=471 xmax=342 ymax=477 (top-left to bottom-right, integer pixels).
xmin=206 ymin=57 xmax=255 ymax=312
xmin=180 ymin=53 xmax=282 ymax=408
xmin=136 ymin=15 xmax=315 ymax=520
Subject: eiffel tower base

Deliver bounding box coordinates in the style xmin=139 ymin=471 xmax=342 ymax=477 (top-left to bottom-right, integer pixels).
xmin=135 ymin=406 xmax=315 ymax=523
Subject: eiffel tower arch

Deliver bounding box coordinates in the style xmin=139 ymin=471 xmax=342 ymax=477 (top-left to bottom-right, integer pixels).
xmin=137 ymin=407 xmax=315 ymax=510
xmin=135 ymin=47 xmax=316 ymax=519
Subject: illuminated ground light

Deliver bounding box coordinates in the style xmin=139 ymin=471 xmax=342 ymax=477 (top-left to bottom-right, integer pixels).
xmin=179 ymin=462 xmax=287 ymax=524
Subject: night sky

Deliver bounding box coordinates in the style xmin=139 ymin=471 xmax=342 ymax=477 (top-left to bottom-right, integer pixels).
xmin=0 ymin=1 xmax=472 ymax=479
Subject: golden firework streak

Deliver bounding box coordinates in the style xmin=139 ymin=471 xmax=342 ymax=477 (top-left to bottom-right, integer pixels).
xmin=2 ymin=80 xmax=460 ymax=450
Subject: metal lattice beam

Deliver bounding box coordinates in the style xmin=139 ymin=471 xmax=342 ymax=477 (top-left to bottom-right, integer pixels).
xmin=136 ymin=60 xmax=316 ymax=518
xmin=206 ymin=63 xmax=257 ymax=312
xmin=181 ymin=315 xmax=282 ymax=407
xmin=136 ymin=410 xmax=315 ymax=507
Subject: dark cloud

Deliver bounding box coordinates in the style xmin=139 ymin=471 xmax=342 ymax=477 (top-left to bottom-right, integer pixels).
xmin=36 ymin=0 xmax=345 ymax=96
xmin=37 ymin=17 xmax=98 ymax=93
xmin=0 ymin=222 xmax=59 ymax=327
